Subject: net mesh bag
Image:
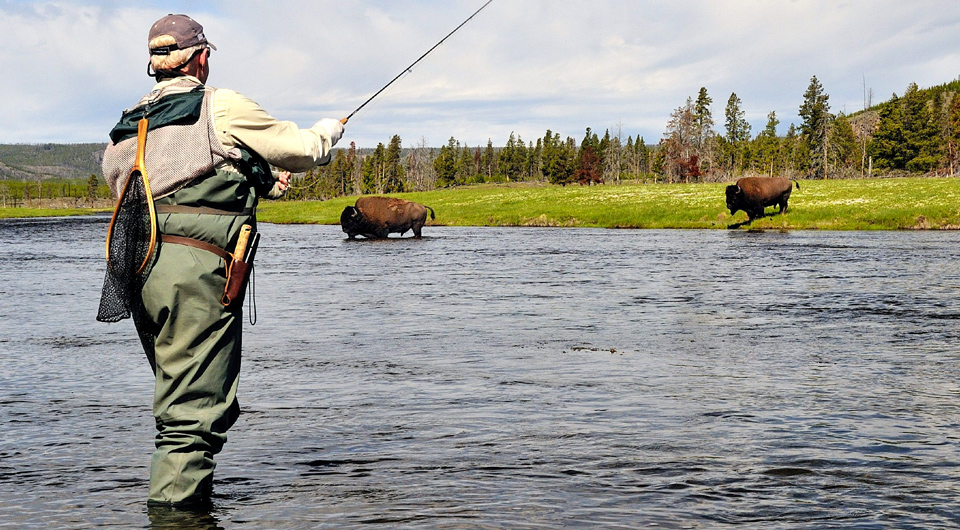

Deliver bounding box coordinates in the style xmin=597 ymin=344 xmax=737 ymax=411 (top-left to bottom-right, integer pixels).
xmin=96 ymin=168 xmax=154 ymax=323
xmin=97 ymin=119 xmax=158 ymax=343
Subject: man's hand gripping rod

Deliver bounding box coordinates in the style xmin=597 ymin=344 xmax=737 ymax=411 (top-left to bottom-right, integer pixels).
xmin=340 ymin=0 xmax=493 ymax=125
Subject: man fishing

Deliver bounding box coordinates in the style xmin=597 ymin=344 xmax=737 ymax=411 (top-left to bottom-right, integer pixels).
xmin=99 ymin=14 xmax=343 ymax=508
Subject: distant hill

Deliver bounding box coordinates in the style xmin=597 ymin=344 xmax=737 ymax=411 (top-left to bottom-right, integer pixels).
xmin=0 ymin=143 xmax=106 ymax=181
xmin=874 ymin=78 xmax=960 ymax=111
xmin=849 ymin=78 xmax=960 ymax=134
xmin=0 ymin=143 xmax=360 ymax=181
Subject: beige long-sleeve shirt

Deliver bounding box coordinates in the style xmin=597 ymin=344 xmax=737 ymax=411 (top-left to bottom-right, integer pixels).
xmin=151 ymin=75 xmax=340 ymax=172
xmin=210 ymin=86 xmax=339 ymax=173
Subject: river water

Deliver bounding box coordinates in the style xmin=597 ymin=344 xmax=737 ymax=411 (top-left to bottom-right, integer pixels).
xmin=1 ymin=216 xmax=959 ymax=529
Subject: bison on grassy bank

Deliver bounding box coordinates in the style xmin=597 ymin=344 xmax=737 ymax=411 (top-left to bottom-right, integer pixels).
xmin=725 ymin=177 xmax=799 ymax=221
xmin=340 ymin=196 xmax=436 ymax=239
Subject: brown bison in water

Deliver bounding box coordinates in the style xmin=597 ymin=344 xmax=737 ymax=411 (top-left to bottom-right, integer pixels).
xmin=340 ymin=196 xmax=436 ymax=239
xmin=725 ymin=177 xmax=800 ymax=220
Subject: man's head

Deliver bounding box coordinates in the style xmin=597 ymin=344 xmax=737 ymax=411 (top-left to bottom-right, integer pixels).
xmin=147 ymin=14 xmax=215 ymax=82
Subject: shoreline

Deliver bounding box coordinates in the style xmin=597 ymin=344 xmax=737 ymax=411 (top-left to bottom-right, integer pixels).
xmin=4 ymin=177 xmax=960 ymax=230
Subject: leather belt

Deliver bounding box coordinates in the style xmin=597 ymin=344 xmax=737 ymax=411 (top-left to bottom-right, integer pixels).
xmin=160 ymin=234 xmax=233 ymax=262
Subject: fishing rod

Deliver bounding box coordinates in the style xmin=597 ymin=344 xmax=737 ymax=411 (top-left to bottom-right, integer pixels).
xmin=340 ymin=0 xmax=493 ymax=125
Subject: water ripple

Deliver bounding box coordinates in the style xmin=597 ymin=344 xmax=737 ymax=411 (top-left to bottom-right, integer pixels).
xmin=2 ymin=221 xmax=960 ymax=528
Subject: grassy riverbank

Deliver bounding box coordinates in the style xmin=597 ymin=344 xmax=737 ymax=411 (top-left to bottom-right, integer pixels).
xmin=0 ymin=206 xmax=106 ymax=219
xmin=4 ymin=177 xmax=960 ymax=229
xmin=259 ymin=177 xmax=960 ymax=230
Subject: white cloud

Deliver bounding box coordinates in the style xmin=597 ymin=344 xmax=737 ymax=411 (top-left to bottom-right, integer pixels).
xmin=1 ymin=0 xmax=959 ymax=146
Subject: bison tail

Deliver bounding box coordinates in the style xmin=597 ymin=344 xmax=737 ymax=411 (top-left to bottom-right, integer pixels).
xmin=426 ymin=206 xmax=436 ymax=220
xmin=793 ymin=180 xmax=800 ymax=191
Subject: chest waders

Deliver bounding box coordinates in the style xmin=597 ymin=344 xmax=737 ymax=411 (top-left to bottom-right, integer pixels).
xmin=100 ymin=80 xmax=263 ymax=507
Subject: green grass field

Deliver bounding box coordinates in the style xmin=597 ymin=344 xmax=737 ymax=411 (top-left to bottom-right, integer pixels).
xmin=0 ymin=206 xmax=104 ymax=219
xmin=5 ymin=177 xmax=960 ymax=230
xmin=257 ymin=177 xmax=960 ymax=230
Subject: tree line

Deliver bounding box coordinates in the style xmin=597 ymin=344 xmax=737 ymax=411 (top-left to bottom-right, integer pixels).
xmin=658 ymin=77 xmax=960 ymax=183
xmin=287 ymin=76 xmax=960 ymax=200
xmin=0 ymin=175 xmax=108 ymax=208
xmin=285 ymin=127 xmax=656 ymax=200
xmin=4 ymin=76 xmax=960 ymax=206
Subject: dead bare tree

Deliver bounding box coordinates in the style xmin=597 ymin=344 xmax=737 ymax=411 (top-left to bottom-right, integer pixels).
xmin=405 ymin=136 xmax=436 ymax=191
xmin=661 ymin=99 xmax=699 ymax=183
xmin=604 ymin=121 xmax=625 ymax=184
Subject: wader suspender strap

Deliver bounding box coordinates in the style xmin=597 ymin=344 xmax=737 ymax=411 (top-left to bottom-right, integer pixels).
xmin=160 ymin=234 xmax=233 ymax=262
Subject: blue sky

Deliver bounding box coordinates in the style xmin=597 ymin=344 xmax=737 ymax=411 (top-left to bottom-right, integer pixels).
xmin=2 ymin=0 xmax=959 ymax=148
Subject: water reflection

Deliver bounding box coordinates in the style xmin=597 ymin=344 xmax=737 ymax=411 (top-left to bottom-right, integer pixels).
xmin=147 ymin=506 xmax=223 ymax=530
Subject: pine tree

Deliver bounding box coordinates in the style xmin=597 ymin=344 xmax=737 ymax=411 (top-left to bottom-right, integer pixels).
xmin=348 ymin=142 xmax=362 ymax=194
xmin=946 ymin=94 xmax=960 ymax=175
xmin=724 ymin=93 xmax=750 ymax=143
xmin=362 ymin=143 xmax=386 ymax=194
xmin=434 ymin=137 xmax=459 ymax=187
xmin=693 ymin=87 xmax=715 ymax=174
xmin=799 ymin=75 xmax=831 ymax=178
xmin=598 ymin=129 xmax=611 ymax=175
xmin=762 ymin=111 xmax=780 ymax=138
xmin=482 ymin=139 xmax=496 ymax=179
xmin=830 ymin=114 xmax=858 ymax=175
xmin=458 ymin=143 xmax=474 ymax=183
xmin=473 ymin=146 xmax=482 ymax=181
xmin=694 ymin=87 xmax=714 ymax=148
xmin=723 ymin=92 xmax=751 ymax=174
xmin=515 ymin=135 xmax=528 ymax=180
xmin=86 ymin=174 xmax=99 ymax=202
xmin=532 ymin=138 xmax=544 ymax=181
xmin=637 ymin=136 xmax=649 ymax=174
xmin=902 ymin=83 xmax=941 ymax=172
xmin=754 ymin=111 xmax=782 ymax=176
xmin=383 ymin=135 xmax=405 ymax=193
xmin=868 ymin=94 xmax=909 ymax=170
xmin=576 ymin=128 xmax=602 ymax=185
xmin=784 ymin=123 xmax=808 ymax=175
xmin=542 ymin=130 xmax=573 ymax=185
xmin=330 ymin=149 xmax=352 ymax=197
xmin=500 ymin=132 xmax=522 ymax=180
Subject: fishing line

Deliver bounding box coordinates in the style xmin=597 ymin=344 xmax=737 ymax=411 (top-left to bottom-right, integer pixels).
xmin=341 ymin=0 xmax=493 ymax=124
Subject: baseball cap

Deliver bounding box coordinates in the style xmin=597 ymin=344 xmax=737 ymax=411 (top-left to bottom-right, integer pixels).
xmin=148 ymin=14 xmax=217 ymax=56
